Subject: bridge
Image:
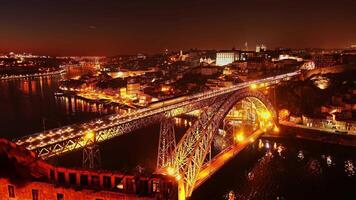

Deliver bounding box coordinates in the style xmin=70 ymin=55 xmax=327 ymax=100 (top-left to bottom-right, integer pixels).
xmin=15 ymin=70 xmax=302 ymax=199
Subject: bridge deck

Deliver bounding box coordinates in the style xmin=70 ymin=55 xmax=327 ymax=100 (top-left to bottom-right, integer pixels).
xmin=14 ymin=71 xmax=301 ymax=158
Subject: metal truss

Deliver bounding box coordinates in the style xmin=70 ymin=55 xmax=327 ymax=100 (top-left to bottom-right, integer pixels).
xmin=16 ymin=71 xmax=297 ymax=159
xmin=31 ymin=94 xmax=227 ymax=159
xmin=170 ymin=89 xmax=277 ymax=198
xmin=82 ymin=143 xmax=101 ymax=169
xmin=171 ymin=98 xmax=226 ymax=172
xmin=156 ymin=117 xmax=176 ymax=170
xmin=82 ymin=132 xmax=101 ymax=169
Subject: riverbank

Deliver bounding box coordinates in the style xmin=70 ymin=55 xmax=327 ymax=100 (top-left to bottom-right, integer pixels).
xmin=0 ymin=68 xmax=66 ymax=80
xmin=263 ymin=124 xmax=356 ymax=147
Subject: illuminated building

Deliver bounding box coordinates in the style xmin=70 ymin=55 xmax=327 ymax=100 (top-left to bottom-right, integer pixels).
xmin=127 ymin=79 xmax=141 ymax=99
xmin=311 ymin=54 xmax=339 ymax=67
xmin=216 ymin=50 xmax=240 ymax=66
xmin=120 ymin=87 xmax=127 ymax=97
xmin=256 ymin=44 xmax=267 ymax=53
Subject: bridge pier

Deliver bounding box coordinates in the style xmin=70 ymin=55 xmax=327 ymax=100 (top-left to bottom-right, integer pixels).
xmin=178 ymin=179 xmax=186 ymax=200
xmin=157 ymin=117 xmax=176 ymax=171
xmin=82 ymin=143 xmax=101 ymax=169
xmin=82 ymin=130 xmax=101 ymax=169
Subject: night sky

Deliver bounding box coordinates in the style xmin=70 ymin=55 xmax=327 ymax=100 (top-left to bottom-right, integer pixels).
xmin=1 ymin=0 xmax=355 ymax=55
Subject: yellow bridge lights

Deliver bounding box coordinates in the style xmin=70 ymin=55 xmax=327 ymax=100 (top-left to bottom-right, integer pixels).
xmin=250 ymin=83 xmax=257 ymax=90
xmin=84 ymin=129 xmax=96 ymax=144
xmin=234 ymin=131 xmax=245 ymax=143
xmin=165 ymin=166 xmax=182 ymax=181
xmin=260 ymin=111 xmax=271 ymax=120
xmin=273 ymin=125 xmax=280 ymax=133
xmin=256 ymin=111 xmax=280 ymax=133
xmin=250 ymin=83 xmax=270 ymax=94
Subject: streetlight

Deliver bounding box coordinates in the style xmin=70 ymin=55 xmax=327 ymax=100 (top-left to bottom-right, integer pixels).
xmin=84 ymin=130 xmax=95 ymax=142
xmin=234 ymin=132 xmax=245 ymax=142
xmin=250 ymin=83 xmax=257 ymax=90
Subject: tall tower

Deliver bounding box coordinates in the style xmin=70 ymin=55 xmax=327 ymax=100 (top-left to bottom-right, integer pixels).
xmin=245 ymin=41 xmax=248 ymax=51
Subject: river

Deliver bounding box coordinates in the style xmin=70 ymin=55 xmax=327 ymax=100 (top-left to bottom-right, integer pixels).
xmin=0 ymin=65 xmax=120 ymax=140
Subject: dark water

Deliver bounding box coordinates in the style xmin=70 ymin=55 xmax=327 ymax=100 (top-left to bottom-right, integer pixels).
xmin=0 ymin=66 xmax=118 ymax=140
xmin=192 ymin=137 xmax=356 ymax=200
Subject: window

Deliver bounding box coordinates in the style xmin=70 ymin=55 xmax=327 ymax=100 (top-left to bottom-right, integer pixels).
xmin=57 ymin=193 xmax=64 ymax=200
xmin=69 ymin=173 xmax=77 ymax=185
xmin=103 ymin=176 xmax=111 ymax=188
xmin=152 ymin=180 xmax=160 ymax=192
xmin=8 ymin=185 xmax=15 ymax=198
xmin=115 ymin=177 xmax=123 ymax=190
xmin=92 ymin=175 xmax=100 ymax=187
xmin=80 ymin=174 xmax=88 ymax=186
xmin=32 ymin=189 xmax=39 ymax=200
xmin=57 ymin=172 xmax=65 ymax=184
xmin=50 ymin=169 xmax=55 ymax=180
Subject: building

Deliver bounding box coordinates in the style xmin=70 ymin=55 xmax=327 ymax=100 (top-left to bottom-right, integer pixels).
xmin=216 ymin=50 xmax=240 ymax=66
xmin=0 ymin=139 xmax=175 ymax=199
xmin=127 ymin=78 xmax=141 ymax=99
xmin=311 ymin=54 xmax=339 ymax=67
xmin=0 ymin=139 xmax=176 ymax=200
xmin=199 ymin=66 xmax=219 ymax=76
xmin=256 ymin=44 xmax=267 ymax=53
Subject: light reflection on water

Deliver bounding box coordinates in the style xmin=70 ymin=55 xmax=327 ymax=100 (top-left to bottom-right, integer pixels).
xmin=0 ymin=65 xmax=118 ymax=139
xmin=311 ymin=75 xmax=330 ymax=89
xmin=192 ymin=138 xmax=356 ymax=200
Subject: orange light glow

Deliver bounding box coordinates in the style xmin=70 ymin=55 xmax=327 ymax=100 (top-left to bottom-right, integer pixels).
xmin=273 ymin=125 xmax=280 ymax=133
xmin=250 ymin=83 xmax=257 ymax=90
xmin=167 ymin=167 xmax=175 ymax=176
xmin=234 ymin=132 xmax=245 ymax=142
xmin=175 ymin=174 xmax=182 ymax=181
xmin=84 ymin=130 xmax=95 ymax=141
xmin=260 ymin=111 xmax=271 ymax=120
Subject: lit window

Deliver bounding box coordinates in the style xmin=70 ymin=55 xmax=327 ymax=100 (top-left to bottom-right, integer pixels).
xmin=152 ymin=180 xmax=160 ymax=192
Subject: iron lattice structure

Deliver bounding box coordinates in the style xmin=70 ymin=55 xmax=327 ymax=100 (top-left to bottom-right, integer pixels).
xmin=82 ymin=143 xmax=101 ymax=169
xmin=82 ymin=132 xmax=101 ymax=169
xmin=169 ymin=89 xmax=277 ymax=198
xmin=156 ymin=117 xmax=176 ymax=170
xmin=14 ymin=71 xmax=300 ymax=160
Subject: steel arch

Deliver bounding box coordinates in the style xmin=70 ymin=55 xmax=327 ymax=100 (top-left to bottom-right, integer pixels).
xmin=170 ymin=89 xmax=276 ymax=198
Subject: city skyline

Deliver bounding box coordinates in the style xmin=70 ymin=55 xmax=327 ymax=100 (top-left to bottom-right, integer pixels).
xmin=1 ymin=0 xmax=356 ymax=56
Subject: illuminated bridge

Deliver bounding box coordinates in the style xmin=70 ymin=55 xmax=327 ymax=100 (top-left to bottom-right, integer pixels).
xmin=15 ymin=70 xmax=302 ymax=199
